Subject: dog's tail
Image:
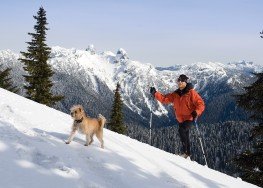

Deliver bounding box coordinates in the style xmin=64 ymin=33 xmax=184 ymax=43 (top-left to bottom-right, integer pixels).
xmin=98 ymin=114 xmax=106 ymax=130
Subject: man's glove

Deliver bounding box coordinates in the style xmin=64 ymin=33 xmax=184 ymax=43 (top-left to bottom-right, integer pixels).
xmin=191 ymin=110 xmax=198 ymax=120
xmin=150 ymin=87 xmax=156 ymax=96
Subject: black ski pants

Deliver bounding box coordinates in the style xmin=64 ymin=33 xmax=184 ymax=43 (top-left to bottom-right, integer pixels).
xmin=178 ymin=120 xmax=192 ymax=155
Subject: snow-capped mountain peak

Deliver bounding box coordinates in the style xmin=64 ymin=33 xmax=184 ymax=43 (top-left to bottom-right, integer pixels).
xmin=0 ymin=47 xmax=262 ymax=125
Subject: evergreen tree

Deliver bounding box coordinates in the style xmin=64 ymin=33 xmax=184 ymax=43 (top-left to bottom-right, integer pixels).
xmin=234 ymin=71 xmax=263 ymax=187
xmin=0 ymin=64 xmax=19 ymax=93
xmin=109 ymin=82 xmax=126 ymax=134
xmin=19 ymin=7 xmax=63 ymax=106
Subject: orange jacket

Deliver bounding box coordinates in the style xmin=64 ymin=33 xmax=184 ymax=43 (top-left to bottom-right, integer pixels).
xmin=154 ymin=84 xmax=205 ymax=123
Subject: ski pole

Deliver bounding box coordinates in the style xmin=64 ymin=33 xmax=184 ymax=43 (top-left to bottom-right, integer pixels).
xmin=149 ymin=94 xmax=154 ymax=146
xmin=194 ymin=119 xmax=208 ymax=167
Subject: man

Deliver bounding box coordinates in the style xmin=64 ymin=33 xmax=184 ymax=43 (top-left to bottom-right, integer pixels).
xmin=150 ymin=74 xmax=205 ymax=158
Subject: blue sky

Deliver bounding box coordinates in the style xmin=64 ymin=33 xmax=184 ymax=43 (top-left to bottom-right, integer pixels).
xmin=0 ymin=0 xmax=262 ymax=66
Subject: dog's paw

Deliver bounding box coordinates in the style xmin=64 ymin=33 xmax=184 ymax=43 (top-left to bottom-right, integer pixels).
xmin=84 ymin=144 xmax=88 ymax=146
xmin=65 ymin=141 xmax=70 ymax=144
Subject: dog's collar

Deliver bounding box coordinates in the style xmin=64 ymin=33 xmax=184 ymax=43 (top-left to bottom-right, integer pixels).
xmin=74 ymin=117 xmax=84 ymax=124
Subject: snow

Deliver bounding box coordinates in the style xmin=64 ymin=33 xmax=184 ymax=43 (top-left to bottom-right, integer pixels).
xmin=1 ymin=47 xmax=262 ymax=119
xmin=0 ymin=88 xmax=258 ymax=188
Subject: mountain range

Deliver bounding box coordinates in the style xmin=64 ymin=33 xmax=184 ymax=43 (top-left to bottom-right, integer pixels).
xmin=0 ymin=46 xmax=262 ymax=127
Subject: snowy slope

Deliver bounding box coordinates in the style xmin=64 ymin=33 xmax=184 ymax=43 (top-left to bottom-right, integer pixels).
xmin=0 ymin=88 xmax=258 ymax=188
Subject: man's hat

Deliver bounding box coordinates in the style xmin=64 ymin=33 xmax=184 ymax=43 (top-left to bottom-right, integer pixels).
xmin=177 ymin=74 xmax=189 ymax=82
